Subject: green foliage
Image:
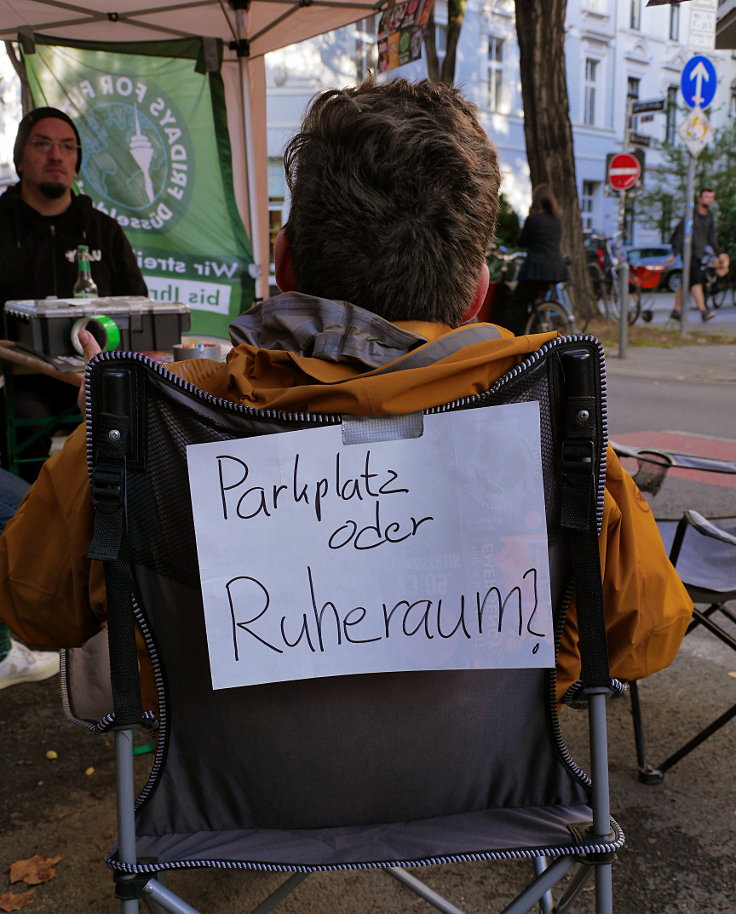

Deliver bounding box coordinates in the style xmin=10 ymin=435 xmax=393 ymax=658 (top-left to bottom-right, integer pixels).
xmin=492 ymin=192 xmax=521 ymax=248
xmin=635 ymin=117 xmax=736 ymax=255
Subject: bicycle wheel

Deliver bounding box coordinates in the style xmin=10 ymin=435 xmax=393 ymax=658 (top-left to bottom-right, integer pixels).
xmin=603 ymin=287 xmax=640 ymax=324
xmin=561 ymin=283 xmax=590 ymax=332
xmin=524 ymin=300 xmax=574 ymax=335
xmin=710 ymin=282 xmax=727 ymax=309
xmin=597 ymin=274 xmax=620 ymax=321
xmin=625 ymin=287 xmax=642 ymax=325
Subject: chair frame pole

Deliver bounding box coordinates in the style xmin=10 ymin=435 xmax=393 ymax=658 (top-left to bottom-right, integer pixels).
xmin=498 ymin=856 xmax=577 ymax=914
xmin=587 ymin=691 xmax=612 ymax=837
xmin=116 ymin=728 xmax=141 ymax=914
xmin=143 ymin=880 xmax=201 ymax=914
xmin=588 ymin=690 xmax=614 ymax=914
xmin=388 ymin=868 xmax=467 ymax=914
xmin=250 ymin=874 xmax=309 ymax=914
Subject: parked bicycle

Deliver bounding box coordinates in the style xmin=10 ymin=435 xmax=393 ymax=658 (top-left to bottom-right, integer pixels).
xmin=589 ymin=235 xmax=676 ymax=325
xmin=588 ymin=235 xmax=643 ymax=324
xmin=487 ymin=244 xmax=526 ymax=284
xmin=485 ymin=245 xmax=579 ymax=335
xmin=702 ymin=251 xmax=731 ymax=310
xmin=628 ymin=262 xmax=668 ymax=324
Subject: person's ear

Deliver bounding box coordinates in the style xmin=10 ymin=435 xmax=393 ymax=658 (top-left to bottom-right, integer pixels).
xmin=274 ymin=227 xmax=299 ymax=293
xmin=459 ymin=262 xmax=490 ymax=324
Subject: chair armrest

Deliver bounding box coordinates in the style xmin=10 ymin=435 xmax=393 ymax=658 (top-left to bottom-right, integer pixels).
xmin=685 ymin=510 xmax=736 ymax=548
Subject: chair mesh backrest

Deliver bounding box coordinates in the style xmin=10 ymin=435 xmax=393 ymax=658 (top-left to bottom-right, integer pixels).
xmin=86 ymin=338 xmax=605 ymax=847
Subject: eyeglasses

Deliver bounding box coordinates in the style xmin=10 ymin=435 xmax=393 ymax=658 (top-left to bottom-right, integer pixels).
xmin=29 ymin=138 xmax=80 ymax=156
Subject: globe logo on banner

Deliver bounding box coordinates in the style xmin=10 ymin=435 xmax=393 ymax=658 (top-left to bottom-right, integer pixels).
xmin=608 ymin=153 xmax=641 ymax=191
xmin=73 ymin=80 xmax=195 ymax=234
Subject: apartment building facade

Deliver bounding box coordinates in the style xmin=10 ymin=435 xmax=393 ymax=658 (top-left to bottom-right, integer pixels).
xmin=264 ymin=0 xmax=735 ymax=264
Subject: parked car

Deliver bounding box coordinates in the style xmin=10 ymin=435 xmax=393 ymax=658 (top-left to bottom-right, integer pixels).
xmin=624 ymin=244 xmax=682 ymax=293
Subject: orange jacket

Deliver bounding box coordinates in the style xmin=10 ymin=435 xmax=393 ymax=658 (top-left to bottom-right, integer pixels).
xmin=0 ymin=310 xmax=692 ymax=704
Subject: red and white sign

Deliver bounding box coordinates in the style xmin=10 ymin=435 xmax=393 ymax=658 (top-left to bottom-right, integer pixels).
xmin=608 ymin=153 xmax=641 ymax=191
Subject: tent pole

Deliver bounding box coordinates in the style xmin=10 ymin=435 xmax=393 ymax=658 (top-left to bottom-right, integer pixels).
xmin=234 ymin=4 xmax=268 ymax=303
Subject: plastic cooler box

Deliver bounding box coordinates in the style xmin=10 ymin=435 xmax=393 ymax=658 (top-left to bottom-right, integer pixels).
xmin=4 ymin=296 xmax=191 ymax=357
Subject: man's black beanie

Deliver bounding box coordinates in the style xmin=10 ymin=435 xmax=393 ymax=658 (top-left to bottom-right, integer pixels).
xmin=13 ymin=107 xmax=82 ymax=176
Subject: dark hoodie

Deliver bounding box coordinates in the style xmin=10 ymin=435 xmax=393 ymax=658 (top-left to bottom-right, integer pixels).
xmin=0 ymin=184 xmax=147 ymax=309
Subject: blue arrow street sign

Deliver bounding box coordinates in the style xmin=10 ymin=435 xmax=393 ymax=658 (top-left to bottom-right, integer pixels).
xmin=681 ymin=55 xmax=717 ymax=109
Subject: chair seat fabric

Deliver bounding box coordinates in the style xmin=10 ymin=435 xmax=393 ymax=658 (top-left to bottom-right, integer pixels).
xmin=657 ymin=518 xmax=736 ymax=597
xmin=117 ymin=804 xmax=623 ymax=872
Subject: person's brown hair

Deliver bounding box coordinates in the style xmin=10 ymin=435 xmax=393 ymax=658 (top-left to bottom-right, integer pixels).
xmin=283 ymin=77 xmax=501 ymax=326
xmin=529 ymin=184 xmax=560 ymax=217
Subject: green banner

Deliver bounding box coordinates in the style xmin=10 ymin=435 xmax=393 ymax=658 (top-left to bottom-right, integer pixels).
xmin=23 ymin=35 xmax=253 ymax=337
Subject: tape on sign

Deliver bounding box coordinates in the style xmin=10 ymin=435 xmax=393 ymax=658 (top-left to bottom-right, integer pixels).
xmin=71 ymin=315 xmax=121 ymax=355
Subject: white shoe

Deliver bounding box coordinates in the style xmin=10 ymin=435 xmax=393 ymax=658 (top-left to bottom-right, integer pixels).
xmin=0 ymin=640 xmax=60 ymax=690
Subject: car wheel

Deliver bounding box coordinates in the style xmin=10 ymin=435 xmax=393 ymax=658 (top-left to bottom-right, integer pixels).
xmin=666 ymin=270 xmax=682 ymax=293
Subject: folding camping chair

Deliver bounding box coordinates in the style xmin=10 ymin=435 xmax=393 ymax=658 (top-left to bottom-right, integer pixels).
xmin=62 ymin=335 xmax=623 ymax=914
xmin=611 ymin=442 xmax=736 ymax=784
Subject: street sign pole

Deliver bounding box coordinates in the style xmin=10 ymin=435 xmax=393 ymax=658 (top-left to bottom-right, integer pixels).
xmin=680 ymin=155 xmax=697 ymax=338
xmin=677 ymin=54 xmax=717 ymax=337
xmin=617 ymin=97 xmax=633 ymax=359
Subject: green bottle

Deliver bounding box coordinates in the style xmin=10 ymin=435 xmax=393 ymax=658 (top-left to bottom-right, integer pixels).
xmin=73 ymin=245 xmax=98 ymax=298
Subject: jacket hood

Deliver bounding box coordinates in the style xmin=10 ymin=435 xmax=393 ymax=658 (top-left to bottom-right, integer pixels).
xmin=170 ymin=292 xmax=543 ymax=417
xmin=229 ymin=292 xmax=430 ymax=371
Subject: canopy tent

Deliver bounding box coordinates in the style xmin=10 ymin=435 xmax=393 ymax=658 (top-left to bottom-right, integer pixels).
xmin=0 ymin=0 xmax=387 ymax=301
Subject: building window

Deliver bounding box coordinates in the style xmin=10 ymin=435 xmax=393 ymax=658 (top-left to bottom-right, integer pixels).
xmin=487 ymin=37 xmax=504 ymax=112
xmin=666 ymin=85 xmax=678 ymax=143
xmin=627 ymin=76 xmax=640 ymax=132
xmin=730 ymin=79 xmax=736 ymax=118
xmin=630 ymin=0 xmax=641 ymax=30
xmin=354 ymin=16 xmax=377 ymax=81
xmin=669 ymin=3 xmax=680 ymax=41
xmin=584 ymin=58 xmax=598 ymax=126
xmin=268 ymin=159 xmax=286 ymax=272
xmin=581 ymin=180 xmax=598 ymax=231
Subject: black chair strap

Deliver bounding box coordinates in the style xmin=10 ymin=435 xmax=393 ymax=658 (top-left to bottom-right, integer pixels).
xmin=558 ymin=351 xmax=610 ymax=690
xmin=86 ymin=369 xmax=144 ymax=728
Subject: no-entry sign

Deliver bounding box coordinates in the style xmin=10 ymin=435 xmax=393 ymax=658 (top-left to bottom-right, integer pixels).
xmin=608 ymin=152 xmax=641 ymax=191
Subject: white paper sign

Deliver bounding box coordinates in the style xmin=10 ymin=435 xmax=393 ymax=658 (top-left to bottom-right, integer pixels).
xmin=187 ymin=403 xmax=554 ymax=690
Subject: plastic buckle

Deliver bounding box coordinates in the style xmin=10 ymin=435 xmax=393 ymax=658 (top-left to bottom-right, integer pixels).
xmin=91 ymin=466 xmax=124 ymax=512
xmin=561 ymin=439 xmax=595 ymax=487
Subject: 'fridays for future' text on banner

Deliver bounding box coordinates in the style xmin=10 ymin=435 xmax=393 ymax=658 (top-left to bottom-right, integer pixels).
xmin=23 ymin=36 xmax=253 ymax=337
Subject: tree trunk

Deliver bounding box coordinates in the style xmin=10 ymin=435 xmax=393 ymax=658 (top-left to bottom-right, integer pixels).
xmin=423 ymin=0 xmax=466 ymax=86
xmin=441 ymin=0 xmax=466 ymax=85
xmin=423 ymin=8 xmax=440 ymax=82
xmin=514 ymin=0 xmax=595 ymax=323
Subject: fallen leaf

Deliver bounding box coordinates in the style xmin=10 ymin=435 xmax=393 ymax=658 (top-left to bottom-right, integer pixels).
xmin=84 ymin=766 xmax=95 ymax=776
xmin=9 ymin=854 xmax=62 ymax=886
xmin=728 ymin=671 xmax=736 ymax=679
xmin=0 ymin=890 xmax=34 ymax=911
xmin=45 ymin=750 xmax=58 ymax=760
xmin=14 ymin=761 xmax=32 ymax=767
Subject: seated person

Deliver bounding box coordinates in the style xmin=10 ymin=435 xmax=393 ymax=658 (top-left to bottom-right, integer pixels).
xmin=0 ymin=107 xmax=147 ymax=481
xmin=0 ymin=78 xmax=692 ymax=708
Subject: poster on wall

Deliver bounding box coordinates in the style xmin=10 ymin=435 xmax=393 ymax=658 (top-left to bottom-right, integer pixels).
xmin=22 ymin=36 xmax=253 ymax=337
xmin=377 ymin=0 xmax=433 ymax=73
